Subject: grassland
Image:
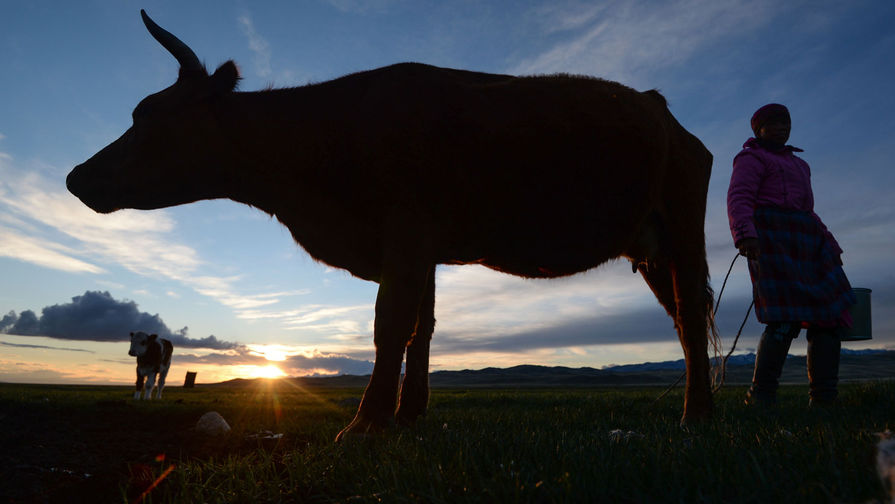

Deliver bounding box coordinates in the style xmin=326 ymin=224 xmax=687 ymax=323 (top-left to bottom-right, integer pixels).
xmin=1 ymin=380 xmax=892 ymax=503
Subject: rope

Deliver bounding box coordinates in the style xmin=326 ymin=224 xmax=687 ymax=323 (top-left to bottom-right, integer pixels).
xmin=712 ymin=299 xmax=753 ymax=393
xmin=653 ymin=367 xmax=686 ymax=403
xmin=713 ymin=253 xmax=741 ymax=318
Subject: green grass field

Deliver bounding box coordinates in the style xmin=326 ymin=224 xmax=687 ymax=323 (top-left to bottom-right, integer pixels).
xmin=1 ymin=380 xmax=892 ymax=503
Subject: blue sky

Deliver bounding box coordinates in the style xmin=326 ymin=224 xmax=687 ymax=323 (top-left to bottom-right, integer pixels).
xmin=1 ymin=0 xmax=893 ymax=384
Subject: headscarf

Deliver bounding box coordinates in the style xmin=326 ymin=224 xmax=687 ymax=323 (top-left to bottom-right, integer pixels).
xmin=750 ymin=103 xmax=790 ymax=136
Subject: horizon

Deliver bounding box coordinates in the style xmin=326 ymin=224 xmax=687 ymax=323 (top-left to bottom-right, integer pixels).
xmin=2 ymin=1 xmax=894 ymax=385
xmin=0 ymin=334 xmax=888 ymax=386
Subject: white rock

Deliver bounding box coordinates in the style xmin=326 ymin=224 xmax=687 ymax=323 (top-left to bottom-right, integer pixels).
xmin=196 ymin=411 xmax=231 ymax=436
xmin=878 ymin=431 xmax=895 ymax=504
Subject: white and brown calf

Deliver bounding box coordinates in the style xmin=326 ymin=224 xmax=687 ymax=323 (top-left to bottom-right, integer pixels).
xmin=128 ymin=331 xmax=173 ymax=400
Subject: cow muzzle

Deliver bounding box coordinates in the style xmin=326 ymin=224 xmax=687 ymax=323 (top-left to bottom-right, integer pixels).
xmin=66 ymin=164 xmax=121 ymax=214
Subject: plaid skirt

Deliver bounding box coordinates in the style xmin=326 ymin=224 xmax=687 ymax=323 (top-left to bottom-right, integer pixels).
xmin=748 ymin=207 xmax=855 ymax=325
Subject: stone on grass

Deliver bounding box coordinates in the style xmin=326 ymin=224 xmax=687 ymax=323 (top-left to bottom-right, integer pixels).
xmin=196 ymin=411 xmax=231 ymax=436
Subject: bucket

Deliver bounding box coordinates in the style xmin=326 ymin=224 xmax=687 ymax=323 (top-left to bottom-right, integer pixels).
xmin=842 ymin=288 xmax=872 ymax=341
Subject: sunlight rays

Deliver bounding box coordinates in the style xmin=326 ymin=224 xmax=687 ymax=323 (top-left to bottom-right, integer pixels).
xmin=253 ymin=365 xmax=287 ymax=379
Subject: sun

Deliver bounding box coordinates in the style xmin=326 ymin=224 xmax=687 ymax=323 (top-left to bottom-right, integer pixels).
xmin=245 ymin=364 xmax=286 ymax=379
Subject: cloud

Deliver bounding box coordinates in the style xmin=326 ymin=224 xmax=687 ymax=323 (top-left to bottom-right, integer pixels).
xmin=434 ymin=304 xmax=678 ymax=355
xmin=1 ymin=291 xmax=240 ymax=349
xmin=282 ymin=350 xmax=373 ymax=376
xmin=0 ymin=225 xmax=105 ymax=273
xmin=0 ymin=166 xmax=309 ymax=327
xmin=0 ymin=311 xmax=16 ymax=330
xmin=432 ymin=264 xmax=656 ymax=341
xmin=428 ymin=258 xmax=895 ymax=357
xmin=175 ymin=347 xmax=374 ymax=376
xmin=237 ymin=14 xmax=272 ymax=78
xmin=324 ymin=0 xmax=403 ymax=14
xmin=0 ymin=363 xmax=84 ymax=385
xmin=512 ymin=0 xmax=779 ymax=85
xmin=238 ymin=302 xmax=373 ymax=342
xmin=0 ymin=341 xmax=95 ymax=353
xmin=190 ymin=274 xmax=310 ymax=310
xmin=0 ymin=168 xmax=197 ymax=279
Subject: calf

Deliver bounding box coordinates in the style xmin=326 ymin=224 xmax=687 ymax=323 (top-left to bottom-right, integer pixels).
xmin=128 ymin=331 xmax=173 ymax=400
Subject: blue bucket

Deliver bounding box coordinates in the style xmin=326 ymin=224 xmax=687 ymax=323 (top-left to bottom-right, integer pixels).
xmin=842 ymin=287 xmax=872 ymax=341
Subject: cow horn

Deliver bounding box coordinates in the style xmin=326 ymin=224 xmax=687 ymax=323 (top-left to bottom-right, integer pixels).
xmin=140 ymin=9 xmax=203 ymax=73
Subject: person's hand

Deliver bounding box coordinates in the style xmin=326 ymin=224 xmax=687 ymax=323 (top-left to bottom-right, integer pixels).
xmin=737 ymin=238 xmax=760 ymax=260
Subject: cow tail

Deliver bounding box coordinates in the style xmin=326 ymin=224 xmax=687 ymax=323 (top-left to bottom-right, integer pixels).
xmin=706 ymin=266 xmax=723 ymax=390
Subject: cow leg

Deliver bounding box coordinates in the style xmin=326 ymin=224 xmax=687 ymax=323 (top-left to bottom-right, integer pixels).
xmin=135 ymin=372 xmax=145 ymax=400
xmin=157 ymin=366 xmax=169 ymax=399
xmin=640 ymin=262 xmax=714 ymax=422
xmin=144 ymin=373 xmax=157 ymax=401
xmin=396 ymin=267 xmax=436 ymax=426
xmin=671 ymin=255 xmax=713 ymax=423
xmin=336 ymin=261 xmax=432 ymax=441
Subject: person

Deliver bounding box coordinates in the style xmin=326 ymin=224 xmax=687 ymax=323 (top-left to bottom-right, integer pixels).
xmin=727 ymin=103 xmax=855 ymax=408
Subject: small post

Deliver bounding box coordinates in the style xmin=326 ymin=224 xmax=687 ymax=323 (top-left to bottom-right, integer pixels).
xmin=184 ymin=371 xmax=197 ymax=388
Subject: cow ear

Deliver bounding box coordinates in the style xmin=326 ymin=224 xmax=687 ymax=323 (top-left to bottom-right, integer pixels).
xmin=130 ymin=332 xmax=135 ymax=337
xmin=149 ymin=334 xmax=158 ymax=341
xmin=211 ymin=60 xmax=240 ymax=94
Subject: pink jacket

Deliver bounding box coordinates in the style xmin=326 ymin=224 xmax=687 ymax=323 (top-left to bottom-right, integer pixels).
xmin=727 ymin=138 xmax=842 ymax=254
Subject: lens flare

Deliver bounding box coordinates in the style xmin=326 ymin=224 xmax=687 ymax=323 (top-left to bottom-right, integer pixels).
xmin=241 ymin=364 xmax=286 ymax=379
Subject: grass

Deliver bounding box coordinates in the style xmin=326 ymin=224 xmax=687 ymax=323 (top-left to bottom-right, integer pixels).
xmin=1 ymin=380 xmax=892 ymax=503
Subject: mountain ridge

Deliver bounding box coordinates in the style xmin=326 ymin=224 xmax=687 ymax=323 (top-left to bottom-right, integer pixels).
xmin=210 ymin=349 xmax=895 ymax=388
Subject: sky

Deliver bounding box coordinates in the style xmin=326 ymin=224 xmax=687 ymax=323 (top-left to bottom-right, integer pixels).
xmin=1 ymin=0 xmax=894 ymax=385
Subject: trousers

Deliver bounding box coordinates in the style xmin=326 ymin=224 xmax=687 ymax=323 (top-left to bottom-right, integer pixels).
xmin=747 ymin=322 xmax=841 ymax=404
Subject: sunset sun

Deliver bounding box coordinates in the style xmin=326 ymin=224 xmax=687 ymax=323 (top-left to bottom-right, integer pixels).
xmin=246 ymin=364 xmax=286 ymax=379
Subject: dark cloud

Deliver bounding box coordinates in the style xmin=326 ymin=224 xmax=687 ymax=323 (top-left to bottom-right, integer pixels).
xmin=166 ymin=332 xmax=242 ymax=351
xmin=432 ymin=285 xmax=894 ymax=355
xmin=282 ymin=353 xmax=373 ymax=376
xmin=0 ymin=341 xmax=96 ymax=353
xmin=1 ymin=291 xmax=240 ymax=350
xmin=434 ymin=306 xmax=680 ymax=354
xmin=9 ymin=310 xmax=39 ymax=334
xmin=0 ymin=311 xmax=18 ymax=332
xmin=174 ymin=348 xmax=374 ymax=376
xmin=174 ymin=351 xmax=264 ymax=366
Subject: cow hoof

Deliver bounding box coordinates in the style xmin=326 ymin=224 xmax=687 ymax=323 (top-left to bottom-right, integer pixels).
xmin=395 ymin=401 xmax=426 ymax=426
xmin=334 ymin=429 xmax=374 ymax=443
xmin=680 ymin=409 xmax=712 ymax=427
xmin=334 ymin=417 xmax=392 ymax=443
xmin=395 ymin=409 xmax=426 ymax=427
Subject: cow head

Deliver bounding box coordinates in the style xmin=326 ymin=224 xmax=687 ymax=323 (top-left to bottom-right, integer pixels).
xmin=66 ymin=10 xmax=241 ymax=214
xmin=128 ymin=331 xmax=158 ymax=357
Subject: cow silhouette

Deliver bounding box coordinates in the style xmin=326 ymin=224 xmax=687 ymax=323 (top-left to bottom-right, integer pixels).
xmin=67 ymin=10 xmax=717 ymax=440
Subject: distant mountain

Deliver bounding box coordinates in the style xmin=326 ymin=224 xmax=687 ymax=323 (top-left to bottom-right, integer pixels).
xmin=840 ymin=348 xmax=895 ymax=356
xmin=427 ymin=364 xmax=668 ymax=387
xmin=424 ymin=349 xmax=895 ymax=387
xmin=601 ymin=348 xmax=892 ymax=373
xmin=209 ymin=349 xmax=895 ymax=388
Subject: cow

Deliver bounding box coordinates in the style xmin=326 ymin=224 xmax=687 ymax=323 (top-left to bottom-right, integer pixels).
xmin=67 ymin=11 xmax=718 ymax=439
xmin=128 ymin=331 xmax=174 ymax=400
